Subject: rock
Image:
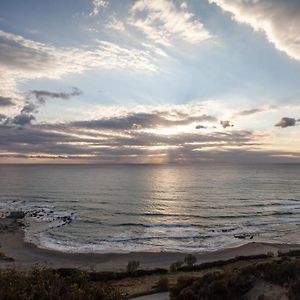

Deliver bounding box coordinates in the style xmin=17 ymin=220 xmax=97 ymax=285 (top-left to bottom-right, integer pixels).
xmin=7 ymin=211 xmax=25 ymax=219
xmin=234 ymin=233 xmax=254 ymax=240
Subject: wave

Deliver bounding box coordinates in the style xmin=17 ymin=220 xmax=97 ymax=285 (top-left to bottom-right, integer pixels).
xmin=114 ymin=222 xmax=205 ymax=228
xmin=114 ymin=210 xmax=298 ymax=220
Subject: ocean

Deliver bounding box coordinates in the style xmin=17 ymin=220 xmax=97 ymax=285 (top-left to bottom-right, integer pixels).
xmin=0 ymin=163 xmax=299 ymax=253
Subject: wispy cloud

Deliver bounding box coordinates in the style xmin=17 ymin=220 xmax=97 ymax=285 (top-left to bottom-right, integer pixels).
xmin=234 ymin=108 xmax=265 ymax=117
xmin=129 ymin=0 xmax=212 ymax=46
xmin=209 ymin=0 xmax=300 ymax=60
xmin=30 ymin=87 xmax=82 ymax=104
xmin=89 ymin=0 xmax=108 ymax=16
xmin=0 ymin=30 xmax=157 ymax=98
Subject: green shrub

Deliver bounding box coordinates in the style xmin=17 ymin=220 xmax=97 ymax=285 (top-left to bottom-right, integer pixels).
xmin=178 ymin=287 xmax=197 ymax=300
xmin=0 ymin=267 xmax=123 ymax=300
xmin=170 ymin=276 xmax=198 ymax=298
xmin=170 ymin=261 xmax=184 ymax=272
xmin=289 ymin=279 xmax=300 ymax=300
xmin=126 ymin=260 xmax=140 ymax=274
xmin=155 ymin=277 xmax=169 ymax=292
xmin=258 ymin=260 xmax=299 ymax=285
xmin=170 ymin=259 xmax=300 ymax=300
xmin=183 ymin=254 xmax=197 ymax=267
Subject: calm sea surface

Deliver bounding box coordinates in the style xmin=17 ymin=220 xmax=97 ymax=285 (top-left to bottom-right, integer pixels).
xmin=0 ymin=164 xmax=300 ymax=253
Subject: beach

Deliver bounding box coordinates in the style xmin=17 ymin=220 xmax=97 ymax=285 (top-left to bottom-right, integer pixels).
xmin=1 ymin=212 xmax=300 ymax=272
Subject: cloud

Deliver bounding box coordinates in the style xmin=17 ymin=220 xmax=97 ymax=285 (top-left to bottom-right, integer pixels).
xmin=220 ymin=120 xmax=234 ymax=128
xmin=1 ymin=87 xmax=81 ymax=127
xmin=72 ymin=111 xmax=217 ymax=130
xmin=12 ymin=114 xmax=35 ymax=126
xmin=129 ymin=0 xmax=212 ymax=46
xmin=209 ymin=0 xmax=300 ymax=60
xmin=0 ymin=96 xmax=15 ymax=106
xmin=275 ymin=117 xmax=298 ymax=128
xmin=106 ymin=17 xmax=126 ymax=33
xmin=21 ymin=102 xmax=38 ymax=114
xmin=30 ymin=87 xmax=82 ymax=104
xmin=234 ymin=108 xmax=265 ymax=117
xmin=1 ymin=103 xmax=299 ymax=163
xmin=1 ymin=102 xmax=299 ymax=163
xmin=0 ymin=30 xmax=157 ymax=97
xmin=89 ymin=0 xmax=108 ymax=16
xmin=195 ymin=125 xmax=207 ymax=129
xmin=0 ymin=120 xmax=264 ymax=163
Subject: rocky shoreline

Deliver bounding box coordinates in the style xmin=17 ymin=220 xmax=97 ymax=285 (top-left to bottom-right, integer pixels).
xmin=0 ymin=211 xmax=26 ymax=262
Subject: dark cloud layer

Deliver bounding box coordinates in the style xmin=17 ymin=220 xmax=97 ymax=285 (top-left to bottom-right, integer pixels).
xmin=0 ymin=104 xmax=260 ymax=162
xmin=73 ymin=112 xmax=217 ymax=130
xmin=0 ymin=105 xmax=298 ymax=163
xmin=0 ymin=120 xmax=262 ymax=162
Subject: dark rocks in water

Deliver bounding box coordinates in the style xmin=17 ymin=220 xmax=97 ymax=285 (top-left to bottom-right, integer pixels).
xmin=61 ymin=216 xmax=72 ymax=224
xmin=222 ymin=228 xmax=235 ymax=233
xmin=234 ymin=234 xmax=254 ymax=240
xmin=7 ymin=211 xmax=25 ymax=219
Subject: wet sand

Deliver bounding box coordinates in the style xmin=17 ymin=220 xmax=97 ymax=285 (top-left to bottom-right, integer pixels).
xmin=1 ymin=215 xmax=300 ymax=271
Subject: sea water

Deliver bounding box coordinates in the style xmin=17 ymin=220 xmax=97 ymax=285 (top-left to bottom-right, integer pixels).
xmin=0 ymin=163 xmax=299 ymax=253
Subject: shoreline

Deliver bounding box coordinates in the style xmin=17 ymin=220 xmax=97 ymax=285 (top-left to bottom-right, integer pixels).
xmin=1 ymin=214 xmax=300 ymax=271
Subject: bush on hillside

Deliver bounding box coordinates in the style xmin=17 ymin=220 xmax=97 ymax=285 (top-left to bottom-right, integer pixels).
xmin=183 ymin=254 xmax=197 ymax=267
xmin=126 ymin=260 xmax=140 ymax=274
xmin=0 ymin=267 xmax=123 ymax=300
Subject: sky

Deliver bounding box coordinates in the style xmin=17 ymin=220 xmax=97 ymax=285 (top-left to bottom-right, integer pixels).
xmin=0 ymin=0 xmax=300 ymax=164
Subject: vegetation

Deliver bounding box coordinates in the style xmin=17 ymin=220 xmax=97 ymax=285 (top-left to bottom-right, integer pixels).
xmin=170 ymin=260 xmax=184 ymax=272
xmin=177 ymin=253 xmax=272 ymax=272
xmin=126 ymin=260 xmax=140 ymax=274
xmin=4 ymin=254 xmax=300 ymax=299
xmin=170 ymin=258 xmax=300 ymax=300
xmin=183 ymin=254 xmax=197 ymax=267
xmin=0 ymin=267 xmax=123 ymax=300
xmin=155 ymin=277 xmax=169 ymax=292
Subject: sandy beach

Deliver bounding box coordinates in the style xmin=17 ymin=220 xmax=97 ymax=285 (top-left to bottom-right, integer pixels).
xmin=1 ymin=213 xmax=300 ymax=272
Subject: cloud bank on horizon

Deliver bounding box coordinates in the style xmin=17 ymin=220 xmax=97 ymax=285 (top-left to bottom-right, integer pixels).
xmin=0 ymin=0 xmax=300 ymax=164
